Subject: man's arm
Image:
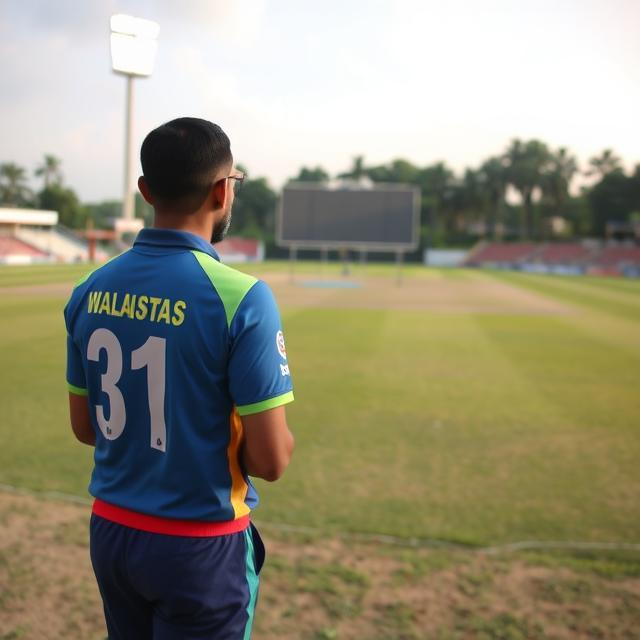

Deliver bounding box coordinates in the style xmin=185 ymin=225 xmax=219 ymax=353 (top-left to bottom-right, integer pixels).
xmin=241 ymin=405 xmax=294 ymax=482
xmin=69 ymin=393 xmax=95 ymax=446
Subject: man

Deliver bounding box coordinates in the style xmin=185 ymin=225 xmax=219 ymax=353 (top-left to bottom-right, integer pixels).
xmin=64 ymin=117 xmax=294 ymax=639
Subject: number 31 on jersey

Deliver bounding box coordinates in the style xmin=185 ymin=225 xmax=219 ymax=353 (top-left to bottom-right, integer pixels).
xmin=87 ymin=328 xmax=167 ymax=452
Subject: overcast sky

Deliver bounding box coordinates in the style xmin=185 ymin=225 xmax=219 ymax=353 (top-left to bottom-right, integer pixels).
xmin=1 ymin=0 xmax=638 ymax=202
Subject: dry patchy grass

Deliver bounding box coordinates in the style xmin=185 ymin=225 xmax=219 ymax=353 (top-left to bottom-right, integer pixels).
xmin=1 ymin=491 xmax=640 ymax=640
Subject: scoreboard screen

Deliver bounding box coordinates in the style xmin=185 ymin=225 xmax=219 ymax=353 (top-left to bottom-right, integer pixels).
xmin=278 ymin=184 xmax=419 ymax=249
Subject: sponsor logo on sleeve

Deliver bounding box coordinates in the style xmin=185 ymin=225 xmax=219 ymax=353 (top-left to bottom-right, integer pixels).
xmin=280 ymin=363 xmax=290 ymax=376
xmin=276 ymin=330 xmax=287 ymax=360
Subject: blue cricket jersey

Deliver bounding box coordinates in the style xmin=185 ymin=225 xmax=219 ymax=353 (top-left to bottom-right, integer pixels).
xmin=64 ymin=229 xmax=293 ymax=522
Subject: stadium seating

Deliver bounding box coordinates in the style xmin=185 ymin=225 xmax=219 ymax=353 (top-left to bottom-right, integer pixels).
xmin=215 ymin=237 xmax=264 ymax=262
xmin=533 ymin=243 xmax=594 ymax=264
xmin=0 ymin=235 xmax=49 ymax=262
xmin=15 ymin=225 xmax=92 ymax=263
xmin=593 ymin=246 xmax=640 ymax=268
xmin=466 ymin=242 xmax=537 ymax=266
xmin=464 ymin=241 xmax=640 ymax=277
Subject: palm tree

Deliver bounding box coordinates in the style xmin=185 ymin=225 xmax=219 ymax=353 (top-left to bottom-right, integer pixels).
xmin=503 ymin=139 xmax=552 ymax=240
xmin=542 ymin=147 xmax=578 ymax=216
xmin=417 ymin=162 xmax=456 ymax=239
xmin=452 ymin=168 xmax=485 ymax=237
xmin=338 ymin=155 xmax=366 ymax=180
xmin=35 ymin=154 xmax=63 ymax=189
xmin=585 ymin=149 xmax=622 ymax=181
xmin=0 ymin=163 xmax=33 ymax=206
xmin=478 ymin=156 xmax=507 ymax=240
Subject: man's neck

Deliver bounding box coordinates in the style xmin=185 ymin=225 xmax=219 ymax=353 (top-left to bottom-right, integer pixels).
xmin=153 ymin=211 xmax=213 ymax=244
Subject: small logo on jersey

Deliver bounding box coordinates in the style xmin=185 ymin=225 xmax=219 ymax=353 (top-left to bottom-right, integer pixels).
xmin=280 ymin=363 xmax=290 ymax=376
xmin=276 ymin=330 xmax=287 ymax=360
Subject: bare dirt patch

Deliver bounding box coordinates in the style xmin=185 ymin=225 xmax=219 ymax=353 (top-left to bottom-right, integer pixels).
xmin=2 ymin=491 xmax=639 ymax=640
xmin=0 ymin=491 xmax=103 ymax=640
xmin=263 ymin=272 xmax=573 ymax=315
xmin=1 ymin=283 xmax=73 ymax=297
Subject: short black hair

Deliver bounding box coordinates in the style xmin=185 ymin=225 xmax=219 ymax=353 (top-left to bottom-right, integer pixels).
xmin=140 ymin=117 xmax=232 ymax=214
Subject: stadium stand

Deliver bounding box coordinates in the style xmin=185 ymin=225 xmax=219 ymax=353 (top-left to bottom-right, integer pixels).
xmin=0 ymin=235 xmax=50 ymax=264
xmin=465 ymin=241 xmax=640 ymax=277
xmin=533 ymin=243 xmax=594 ymax=264
xmin=465 ymin=242 xmax=538 ymax=266
xmin=0 ymin=208 xmax=106 ymax=263
xmin=592 ymin=245 xmax=640 ymax=268
xmin=215 ymin=237 xmax=264 ymax=263
xmin=0 ymin=206 xmax=262 ymax=266
xmin=15 ymin=225 xmax=100 ymax=263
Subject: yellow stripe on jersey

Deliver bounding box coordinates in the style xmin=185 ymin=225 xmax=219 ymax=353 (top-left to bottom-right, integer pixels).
xmin=227 ymin=408 xmax=251 ymax=519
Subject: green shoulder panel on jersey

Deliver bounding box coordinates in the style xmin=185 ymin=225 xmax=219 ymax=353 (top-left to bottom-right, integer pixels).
xmin=191 ymin=250 xmax=258 ymax=328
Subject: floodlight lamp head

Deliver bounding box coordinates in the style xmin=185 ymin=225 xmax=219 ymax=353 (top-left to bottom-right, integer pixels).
xmin=110 ymin=14 xmax=160 ymax=77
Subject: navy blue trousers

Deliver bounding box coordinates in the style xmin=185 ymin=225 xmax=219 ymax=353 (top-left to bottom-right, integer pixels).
xmin=90 ymin=515 xmax=265 ymax=639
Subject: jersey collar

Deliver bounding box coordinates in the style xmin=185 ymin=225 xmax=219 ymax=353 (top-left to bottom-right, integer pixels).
xmin=134 ymin=228 xmax=221 ymax=261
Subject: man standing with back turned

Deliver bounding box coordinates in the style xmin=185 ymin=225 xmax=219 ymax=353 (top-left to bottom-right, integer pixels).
xmin=64 ymin=117 xmax=295 ymax=639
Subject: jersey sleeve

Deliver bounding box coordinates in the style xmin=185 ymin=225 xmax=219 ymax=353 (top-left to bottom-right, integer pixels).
xmin=228 ymin=280 xmax=294 ymax=416
xmin=64 ymin=288 xmax=88 ymax=396
xmin=66 ymin=334 xmax=87 ymax=395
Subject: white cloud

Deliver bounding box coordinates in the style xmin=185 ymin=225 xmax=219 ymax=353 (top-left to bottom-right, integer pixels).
xmin=154 ymin=0 xmax=267 ymax=48
xmin=1 ymin=0 xmax=638 ymax=200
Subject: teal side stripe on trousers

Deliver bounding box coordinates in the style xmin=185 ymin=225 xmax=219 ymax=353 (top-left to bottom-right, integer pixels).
xmin=243 ymin=528 xmax=260 ymax=639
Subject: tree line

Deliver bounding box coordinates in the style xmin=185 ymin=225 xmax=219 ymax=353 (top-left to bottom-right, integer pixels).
xmin=2 ymin=139 xmax=639 ymax=248
xmin=295 ymin=142 xmax=640 ymax=246
xmin=0 ymin=155 xmax=91 ymax=229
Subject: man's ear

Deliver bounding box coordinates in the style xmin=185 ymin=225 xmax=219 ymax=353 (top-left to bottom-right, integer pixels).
xmin=138 ymin=176 xmax=154 ymax=204
xmin=211 ymin=177 xmax=230 ymax=210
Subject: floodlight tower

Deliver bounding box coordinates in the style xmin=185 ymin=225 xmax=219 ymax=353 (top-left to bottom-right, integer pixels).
xmin=110 ymin=14 xmax=159 ymax=233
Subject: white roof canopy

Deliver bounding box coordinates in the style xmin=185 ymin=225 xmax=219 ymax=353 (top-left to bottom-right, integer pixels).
xmin=0 ymin=208 xmax=58 ymax=226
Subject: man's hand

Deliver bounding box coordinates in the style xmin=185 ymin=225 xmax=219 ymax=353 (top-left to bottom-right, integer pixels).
xmin=240 ymin=405 xmax=294 ymax=482
xmin=69 ymin=393 xmax=96 ymax=446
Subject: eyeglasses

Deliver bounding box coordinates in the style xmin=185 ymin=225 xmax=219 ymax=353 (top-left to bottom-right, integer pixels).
xmin=227 ymin=172 xmax=245 ymax=194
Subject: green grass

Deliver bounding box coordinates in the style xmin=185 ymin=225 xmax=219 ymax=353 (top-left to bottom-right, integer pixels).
xmin=265 ymin=272 xmax=640 ymax=542
xmin=0 ymin=260 xmax=428 ymax=288
xmin=486 ymin=270 xmax=640 ymax=322
xmin=0 ymin=264 xmax=91 ymax=288
xmin=0 ymin=264 xmax=639 ymax=546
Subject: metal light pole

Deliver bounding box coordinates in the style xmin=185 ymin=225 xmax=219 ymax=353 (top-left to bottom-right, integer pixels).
xmin=110 ymin=14 xmax=159 ymax=234
xmin=123 ymin=74 xmax=135 ymax=221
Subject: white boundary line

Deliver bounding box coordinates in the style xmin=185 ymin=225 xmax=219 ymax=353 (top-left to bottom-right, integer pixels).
xmin=2 ymin=483 xmax=639 ymax=554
